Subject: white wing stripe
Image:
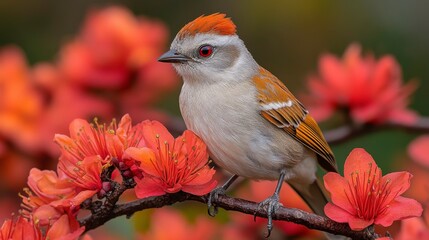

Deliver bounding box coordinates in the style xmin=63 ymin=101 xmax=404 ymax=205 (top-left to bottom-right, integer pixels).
xmin=261 ymin=100 xmax=293 ymax=111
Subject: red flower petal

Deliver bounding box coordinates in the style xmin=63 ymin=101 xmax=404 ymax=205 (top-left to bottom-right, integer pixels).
xmin=124 ymin=147 xmax=157 ymax=176
xmin=134 ymin=176 xmax=165 ymax=198
xmin=323 ymin=172 xmax=355 ymax=214
xmin=46 ymin=214 xmax=85 ymax=240
xmin=185 ymin=167 xmax=216 ymax=187
xmin=141 ymin=120 xmax=174 ymax=154
xmin=324 ymin=203 xmax=374 ymax=230
xmin=324 ymin=148 xmax=422 ymax=230
xmin=182 ymin=130 xmax=209 ymax=169
xmin=307 ymin=103 xmax=336 ymax=122
xmin=70 ymin=189 xmax=99 ymax=206
xmin=303 ymin=43 xmax=417 ymax=124
xmin=68 ymin=118 xmax=93 ymax=141
xmin=408 ymin=135 xmax=429 ymax=168
xmin=371 ymin=56 xmax=399 ymax=98
xmin=375 ymin=196 xmax=423 ymax=227
xmin=396 ymin=216 xmax=429 ymax=240
xmin=380 ymin=171 xmax=412 ymax=204
xmin=319 ymin=55 xmax=347 ymax=93
xmin=344 ymin=148 xmax=379 ymax=182
xmin=182 ymin=179 xmax=218 ymax=196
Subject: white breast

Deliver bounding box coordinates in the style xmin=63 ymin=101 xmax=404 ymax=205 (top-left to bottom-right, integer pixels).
xmin=179 ymin=80 xmax=312 ymax=180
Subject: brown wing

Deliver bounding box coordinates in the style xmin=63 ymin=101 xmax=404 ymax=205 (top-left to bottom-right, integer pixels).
xmin=253 ymin=67 xmax=337 ymax=172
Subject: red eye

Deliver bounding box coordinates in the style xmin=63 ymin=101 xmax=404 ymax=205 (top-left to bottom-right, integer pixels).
xmin=198 ymin=45 xmax=214 ymax=57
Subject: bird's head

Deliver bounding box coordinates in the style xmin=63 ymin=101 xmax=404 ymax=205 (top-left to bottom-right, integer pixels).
xmin=158 ymin=13 xmax=258 ymax=85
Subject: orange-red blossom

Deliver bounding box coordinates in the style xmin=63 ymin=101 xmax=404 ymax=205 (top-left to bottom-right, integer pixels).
xmin=324 ymin=148 xmax=422 ymax=230
xmin=1 ymin=114 xmax=217 ymax=239
xmin=129 ymin=120 xmax=217 ymax=198
xmin=0 ymin=213 xmax=85 ymax=240
xmin=305 ymin=44 xmax=418 ymax=125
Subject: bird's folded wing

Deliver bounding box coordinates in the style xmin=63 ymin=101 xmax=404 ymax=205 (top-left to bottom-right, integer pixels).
xmin=253 ymin=67 xmax=337 ymax=172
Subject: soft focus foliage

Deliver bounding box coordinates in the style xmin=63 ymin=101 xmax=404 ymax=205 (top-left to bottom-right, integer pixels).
xmin=324 ymin=148 xmax=422 ymax=231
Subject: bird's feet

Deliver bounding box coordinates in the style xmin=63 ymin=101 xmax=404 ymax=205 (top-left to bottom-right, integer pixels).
xmin=254 ymin=193 xmax=282 ymax=238
xmin=207 ymin=186 xmax=226 ymax=217
xmin=207 ymin=174 xmax=239 ymax=217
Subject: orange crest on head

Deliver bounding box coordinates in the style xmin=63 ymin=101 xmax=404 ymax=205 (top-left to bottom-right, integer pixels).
xmin=177 ymin=13 xmax=236 ymax=38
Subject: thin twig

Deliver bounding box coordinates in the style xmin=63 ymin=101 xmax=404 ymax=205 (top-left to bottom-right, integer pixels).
xmin=324 ymin=116 xmax=429 ymax=144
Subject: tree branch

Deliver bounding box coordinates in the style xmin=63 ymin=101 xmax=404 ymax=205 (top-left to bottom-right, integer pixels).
xmin=79 ymin=192 xmax=379 ymax=240
xmin=324 ymin=116 xmax=429 ymax=144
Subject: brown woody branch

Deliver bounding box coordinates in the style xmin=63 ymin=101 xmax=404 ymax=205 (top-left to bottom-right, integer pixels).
xmin=324 ymin=116 xmax=429 ymax=144
xmin=79 ymin=192 xmax=379 ymax=240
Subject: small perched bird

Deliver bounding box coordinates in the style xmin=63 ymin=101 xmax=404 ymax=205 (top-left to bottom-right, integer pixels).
xmin=159 ymin=13 xmax=338 ymax=237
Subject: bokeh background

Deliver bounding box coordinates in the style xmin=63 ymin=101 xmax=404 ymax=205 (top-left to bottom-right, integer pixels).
xmin=1 ymin=0 xmax=428 ymax=239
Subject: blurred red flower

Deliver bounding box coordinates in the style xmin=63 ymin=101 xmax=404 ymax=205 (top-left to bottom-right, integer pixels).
xmin=396 ymin=205 xmax=429 ymax=240
xmin=130 ymin=121 xmax=217 ymax=198
xmin=0 ymin=47 xmax=46 ymax=198
xmin=408 ymin=135 xmax=429 ymax=168
xmin=0 ymin=213 xmax=85 ymax=240
xmin=0 ymin=46 xmax=43 ymax=151
xmin=324 ymin=148 xmax=422 ymax=230
xmin=58 ymin=6 xmax=177 ymax=92
xmin=59 ymin=7 xmax=160 ymax=88
xmin=1 ymin=216 xmax=41 ymax=240
xmin=137 ymin=208 xmax=216 ymax=240
xmin=38 ymin=80 xmax=114 ymax=156
xmin=304 ymin=44 xmax=418 ymax=124
xmin=34 ymin=6 xmax=178 ymax=155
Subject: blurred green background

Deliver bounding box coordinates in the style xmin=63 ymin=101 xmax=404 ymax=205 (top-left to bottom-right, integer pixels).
xmin=1 ymin=0 xmax=428 ymax=171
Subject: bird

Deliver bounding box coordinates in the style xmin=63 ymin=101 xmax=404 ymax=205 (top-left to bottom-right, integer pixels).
xmin=158 ymin=13 xmax=338 ymax=237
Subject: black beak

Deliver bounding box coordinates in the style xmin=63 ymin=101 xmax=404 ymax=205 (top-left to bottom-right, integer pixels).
xmin=158 ymin=49 xmax=192 ymax=63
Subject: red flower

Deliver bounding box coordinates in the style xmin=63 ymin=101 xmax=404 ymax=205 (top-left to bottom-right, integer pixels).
xmin=26 ymin=168 xmax=74 ymax=207
xmin=0 ymin=46 xmax=43 ymax=151
xmin=58 ymin=6 xmax=176 ymax=90
xmin=22 ymin=157 xmax=102 ymax=224
xmin=1 ymin=216 xmax=41 ymax=240
xmin=408 ymin=135 xmax=429 ymax=168
xmin=129 ymin=121 xmax=217 ymax=198
xmin=56 ymin=156 xmax=103 ymax=206
xmin=44 ymin=213 xmax=85 ymax=240
xmin=304 ymin=44 xmax=418 ymax=124
xmin=324 ymin=148 xmax=422 ymax=230
xmin=0 ymin=213 xmax=85 ymax=240
xmin=54 ymin=114 xmax=144 ymax=175
xmin=396 ymin=205 xmax=429 ymax=240
xmin=137 ymin=208 xmax=217 ymax=240
xmin=38 ymin=84 xmax=113 ymax=156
